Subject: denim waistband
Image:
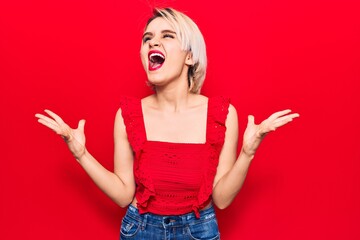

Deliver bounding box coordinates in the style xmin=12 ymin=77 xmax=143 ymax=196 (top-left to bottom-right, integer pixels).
xmin=125 ymin=204 xmax=216 ymax=228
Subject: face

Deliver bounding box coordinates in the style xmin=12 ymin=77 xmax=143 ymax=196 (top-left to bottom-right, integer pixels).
xmin=140 ymin=17 xmax=193 ymax=89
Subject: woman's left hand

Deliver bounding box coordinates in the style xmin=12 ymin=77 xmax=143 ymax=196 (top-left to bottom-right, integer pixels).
xmin=242 ymin=109 xmax=299 ymax=157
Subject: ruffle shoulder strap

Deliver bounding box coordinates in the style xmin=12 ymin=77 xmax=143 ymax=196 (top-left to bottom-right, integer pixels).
xmin=206 ymin=95 xmax=231 ymax=147
xmin=195 ymin=96 xmax=231 ymax=217
xmin=119 ymin=96 xmax=146 ymax=155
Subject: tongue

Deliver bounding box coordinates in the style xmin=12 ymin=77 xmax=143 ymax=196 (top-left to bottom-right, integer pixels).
xmin=149 ymin=61 xmax=162 ymax=70
xmin=149 ymin=55 xmax=164 ymax=70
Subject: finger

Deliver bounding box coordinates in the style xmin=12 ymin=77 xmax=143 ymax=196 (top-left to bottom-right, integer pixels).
xmin=36 ymin=113 xmax=70 ymax=138
xmin=44 ymin=109 xmax=66 ymax=125
xmin=37 ymin=118 xmax=62 ymax=133
xmin=268 ymin=109 xmax=292 ymax=120
xmin=78 ymin=119 xmax=86 ymax=132
xmin=247 ymin=115 xmax=255 ymax=127
xmin=285 ymin=113 xmax=299 ymax=119
xmin=273 ymin=113 xmax=300 ymax=128
xmin=35 ymin=113 xmax=58 ymax=127
xmin=274 ymin=113 xmax=300 ymax=123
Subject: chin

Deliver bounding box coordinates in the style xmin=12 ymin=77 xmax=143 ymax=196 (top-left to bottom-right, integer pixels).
xmin=146 ymin=78 xmax=164 ymax=90
xmin=146 ymin=74 xmax=166 ymax=85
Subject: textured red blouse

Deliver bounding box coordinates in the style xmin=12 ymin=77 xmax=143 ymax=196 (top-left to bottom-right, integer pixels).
xmin=119 ymin=96 xmax=230 ymax=218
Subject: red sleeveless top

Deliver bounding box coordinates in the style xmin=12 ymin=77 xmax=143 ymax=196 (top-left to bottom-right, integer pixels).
xmin=119 ymin=96 xmax=230 ymax=218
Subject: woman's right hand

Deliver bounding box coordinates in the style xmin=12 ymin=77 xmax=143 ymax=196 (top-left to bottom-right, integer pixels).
xmin=35 ymin=110 xmax=86 ymax=160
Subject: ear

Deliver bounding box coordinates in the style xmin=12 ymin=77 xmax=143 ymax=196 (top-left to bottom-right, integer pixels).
xmin=185 ymin=52 xmax=194 ymax=66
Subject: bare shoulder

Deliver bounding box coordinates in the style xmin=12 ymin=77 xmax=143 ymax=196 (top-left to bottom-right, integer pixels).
xmin=192 ymin=94 xmax=208 ymax=102
xmin=228 ymin=103 xmax=238 ymax=117
xmin=141 ymin=94 xmax=157 ymax=109
xmin=141 ymin=94 xmax=155 ymax=102
xmin=114 ymin=107 xmax=124 ymax=124
xmin=226 ymin=103 xmax=238 ymax=128
xmin=114 ymin=107 xmax=127 ymax=138
xmin=192 ymin=94 xmax=208 ymax=101
xmin=189 ymin=94 xmax=208 ymax=108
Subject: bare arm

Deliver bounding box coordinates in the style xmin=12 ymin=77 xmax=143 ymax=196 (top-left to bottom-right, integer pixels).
xmin=212 ymin=105 xmax=299 ymax=209
xmin=35 ymin=108 xmax=135 ymax=207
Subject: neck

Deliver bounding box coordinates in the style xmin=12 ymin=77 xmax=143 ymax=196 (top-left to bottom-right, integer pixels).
xmin=154 ymin=89 xmax=193 ymax=112
xmin=153 ymin=68 xmax=193 ymax=112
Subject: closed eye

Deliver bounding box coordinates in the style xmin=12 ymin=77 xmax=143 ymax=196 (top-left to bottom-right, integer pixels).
xmin=143 ymin=36 xmax=151 ymax=43
xmin=163 ymin=34 xmax=175 ymax=39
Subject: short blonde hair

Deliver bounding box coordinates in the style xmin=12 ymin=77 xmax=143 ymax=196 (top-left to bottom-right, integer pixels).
xmin=145 ymin=8 xmax=207 ymax=94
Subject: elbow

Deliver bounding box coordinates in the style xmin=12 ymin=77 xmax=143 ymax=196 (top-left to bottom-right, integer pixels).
xmin=113 ymin=190 xmax=135 ymax=208
xmin=214 ymin=202 xmax=231 ymax=210
xmin=118 ymin=202 xmax=131 ymax=208
xmin=115 ymin=197 xmax=133 ymax=208
xmin=212 ymin=197 xmax=232 ymax=210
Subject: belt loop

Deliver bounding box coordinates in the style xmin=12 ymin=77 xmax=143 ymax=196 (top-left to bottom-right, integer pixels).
xmin=186 ymin=212 xmax=192 ymax=221
xmin=182 ymin=214 xmax=188 ymax=224
xmin=141 ymin=214 xmax=148 ymax=231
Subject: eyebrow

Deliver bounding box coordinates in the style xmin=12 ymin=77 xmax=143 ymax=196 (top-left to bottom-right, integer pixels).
xmin=142 ymin=30 xmax=177 ymax=39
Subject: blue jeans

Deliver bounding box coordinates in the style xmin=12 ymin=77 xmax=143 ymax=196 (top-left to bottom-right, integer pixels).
xmin=120 ymin=204 xmax=220 ymax=240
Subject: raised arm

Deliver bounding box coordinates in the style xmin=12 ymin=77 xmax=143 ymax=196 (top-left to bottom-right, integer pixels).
xmin=35 ymin=108 xmax=135 ymax=207
xmin=212 ymin=106 xmax=299 ymax=209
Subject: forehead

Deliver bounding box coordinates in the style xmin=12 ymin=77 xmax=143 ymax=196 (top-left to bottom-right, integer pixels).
xmin=144 ymin=17 xmax=175 ymax=33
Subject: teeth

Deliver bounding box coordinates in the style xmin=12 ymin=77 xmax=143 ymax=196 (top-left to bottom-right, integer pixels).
xmin=149 ymin=53 xmax=165 ymax=59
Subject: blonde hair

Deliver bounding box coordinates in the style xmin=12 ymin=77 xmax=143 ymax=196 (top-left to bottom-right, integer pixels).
xmin=145 ymin=8 xmax=207 ymax=94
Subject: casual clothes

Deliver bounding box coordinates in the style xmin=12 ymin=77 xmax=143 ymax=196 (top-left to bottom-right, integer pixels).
xmin=119 ymin=96 xmax=230 ymax=239
xmin=120 ymin=204 xmax=220 ymax=240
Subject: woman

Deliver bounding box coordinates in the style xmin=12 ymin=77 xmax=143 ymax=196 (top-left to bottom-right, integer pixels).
xmin=35 ymin=8 xmax=299 ymax=240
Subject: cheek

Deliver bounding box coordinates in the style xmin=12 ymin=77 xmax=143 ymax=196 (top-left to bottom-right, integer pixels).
xmin=140 ymin=55 xmax=146 ymax=68
xmin=168 ymin=49 xmax=188 ymax=66
xmin=140 ymin=50 xmax=147 ymax=68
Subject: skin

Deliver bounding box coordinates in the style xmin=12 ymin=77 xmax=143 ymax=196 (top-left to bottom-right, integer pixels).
xmin=35 ymin=17 xmax=300 ymax=210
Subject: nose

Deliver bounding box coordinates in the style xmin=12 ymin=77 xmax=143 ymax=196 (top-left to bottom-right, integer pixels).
xmin=149 ymin=38 xmax=161 ymax=47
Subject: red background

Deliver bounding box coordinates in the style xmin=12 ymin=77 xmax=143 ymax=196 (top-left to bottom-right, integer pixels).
xmin=1 ymin=0 xmax=359 ymax=239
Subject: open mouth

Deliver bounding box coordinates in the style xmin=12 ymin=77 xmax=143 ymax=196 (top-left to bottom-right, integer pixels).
xmin=148 ymin=50 xmax=165 ymax=71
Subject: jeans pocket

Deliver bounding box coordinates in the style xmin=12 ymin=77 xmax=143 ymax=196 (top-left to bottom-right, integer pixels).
xmin=120 ymin=215 xmax=141 ymax=239
xmin=187 ymin=218 xmax=220 ymax=240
